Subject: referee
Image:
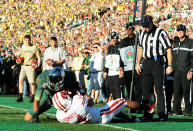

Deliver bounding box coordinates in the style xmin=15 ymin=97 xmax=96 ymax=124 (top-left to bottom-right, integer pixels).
xmin=136 ymin=15 xmax=173 ymax=121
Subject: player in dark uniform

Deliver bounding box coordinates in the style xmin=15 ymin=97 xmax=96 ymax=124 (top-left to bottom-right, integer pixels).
xmin=24 ymin=67 xmax=85 ymax=122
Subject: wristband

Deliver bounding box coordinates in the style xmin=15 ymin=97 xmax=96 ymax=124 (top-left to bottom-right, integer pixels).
xmin=29 ymin=112 xmax=39 ymax=123
xmin=168 ymin=64 xmax=172 ymax=67
xmin=31 ymin=111 xmax=38 ymax=117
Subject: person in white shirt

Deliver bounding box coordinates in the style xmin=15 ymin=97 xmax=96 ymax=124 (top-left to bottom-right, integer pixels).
xmin=42 ymin=37 xmax=65 ymax=71
xmin=89 ymin=43 xmax=104 ymax=104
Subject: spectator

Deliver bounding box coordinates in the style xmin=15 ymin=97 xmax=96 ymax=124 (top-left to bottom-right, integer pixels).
xmin=3 ymin=51 xmax=16 ymax=94
xmin=42 ymin=37 xmax=65 ymax=71
xmin=16 ymin=35 xmax=41 ymax=103
xmin=172 ymin=24 xmax=193 ymax=116
xmin=71 ymin=48 xmax=85 ymax=88
xmin=12 ymin=57 xmax=22 ymax=94
xmin=119 ymin=22 xmax=137 ymax=99
xmin=89 ymin=43 xmax=104 ymax=104
xmin=104 ymin=32 xmax=124 ymax=99
xmin=82 ymin=49 xmax=92 ymax=95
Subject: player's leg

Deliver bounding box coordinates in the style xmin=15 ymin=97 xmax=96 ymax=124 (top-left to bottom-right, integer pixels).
xmin=100 ymin=98 xmax=128 ymax=123
xmin=29 ymin=83 xmax=36 ymax=103
xmin=90 ymin=73 xmax=95 ymax=100
xmin=16 ymin=65 xmax=26 ymax=102
xmin=26 ymin=66 xmax=36 ymax=103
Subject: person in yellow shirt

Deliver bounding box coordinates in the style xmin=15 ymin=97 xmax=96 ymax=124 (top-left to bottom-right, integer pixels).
xmin=16 ymin=35 xmax=41 ymax=103
xmin=71 ymin=48 xmax=85 ymax=88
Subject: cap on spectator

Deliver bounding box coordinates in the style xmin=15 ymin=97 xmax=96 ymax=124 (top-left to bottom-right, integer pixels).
xmin=110 ymin=32 xmax=119 ymax=39
xmin=141 ymin=15 xmax=153 ymax=27
xmin=125 ymin=22 xmax=134 ymax=29
xmin=176 ymin=24 xmax=186 ymax=32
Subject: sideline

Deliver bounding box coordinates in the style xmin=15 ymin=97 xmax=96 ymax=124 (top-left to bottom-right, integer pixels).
xmin=0 ymin=105 xmax=138 ymax=131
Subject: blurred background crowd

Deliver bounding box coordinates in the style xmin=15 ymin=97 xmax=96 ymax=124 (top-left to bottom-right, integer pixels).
xmin=0 ymin=0 xmax=192 ymax=97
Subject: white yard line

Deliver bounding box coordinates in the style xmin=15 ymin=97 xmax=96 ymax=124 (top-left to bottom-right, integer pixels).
xmin=0 ymin=105 xmax=55 ymax=116
xmin=0 ymin=105 xmax=138 ymax=131
xmin=98 ymin=124 xmax=139 ymax=131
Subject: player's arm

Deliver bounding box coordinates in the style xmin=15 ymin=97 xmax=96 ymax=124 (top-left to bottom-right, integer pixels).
xmin=24 ymin=91 xmax=42 ymax=122
xmin=84 ymin=94 xmax=94 ymax=107
xmin=24 ymin=76 xmax=44 ymax=122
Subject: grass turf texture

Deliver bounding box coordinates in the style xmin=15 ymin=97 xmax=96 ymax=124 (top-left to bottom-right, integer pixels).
xmin=0 ymin=96 xmax=193 ymax=131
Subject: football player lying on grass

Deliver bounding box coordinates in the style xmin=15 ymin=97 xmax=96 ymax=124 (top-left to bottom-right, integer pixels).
xmin=52 ymin=91 xmax=140 ymax=124
xmin=24 ymin=67 xmax=87 ymax=123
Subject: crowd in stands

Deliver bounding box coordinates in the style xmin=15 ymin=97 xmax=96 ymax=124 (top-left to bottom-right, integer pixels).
xmin=0 ymin=0 xmax=192 ymax=104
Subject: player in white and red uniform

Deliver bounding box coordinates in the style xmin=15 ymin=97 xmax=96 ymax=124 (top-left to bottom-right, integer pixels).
xmin=53 ymin=91 xmax=139 ymax=124
xmin=53 ymin=91 xmax=88 ymax=123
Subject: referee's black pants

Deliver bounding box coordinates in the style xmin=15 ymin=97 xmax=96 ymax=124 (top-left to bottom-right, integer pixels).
xmin=173 ymin=71 xmax=192 ymax=114
xmin=142 ymin=57 xmax=167 ymax=117
xmin=106 ymin=75 xmax=121 ymax=99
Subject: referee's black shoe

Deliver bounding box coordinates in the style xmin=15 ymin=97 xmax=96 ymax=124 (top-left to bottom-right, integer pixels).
xmin=139 ymin=114 xmax=154 ymax=122
xmin=157 ymin=113 xmax=168 ymax=122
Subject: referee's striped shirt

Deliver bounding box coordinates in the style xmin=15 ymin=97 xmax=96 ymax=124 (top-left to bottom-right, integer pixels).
xmin=139 ymin=25 xmax=171 ymax=58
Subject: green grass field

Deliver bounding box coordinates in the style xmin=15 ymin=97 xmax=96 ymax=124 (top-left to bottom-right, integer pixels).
xmin=1 ymin=95 xmax=193 ymax=131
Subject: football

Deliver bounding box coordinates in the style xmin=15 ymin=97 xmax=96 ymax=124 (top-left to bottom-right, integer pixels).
xmin=31 ymin=60 xmax=37 ymax=68
xmin=16 ymin=57 xmax=24 ymax=64
xmin=46 ymin=59 xmax=53 ymax=66
xmin=127 ymin=100 xmax=140 ymax=109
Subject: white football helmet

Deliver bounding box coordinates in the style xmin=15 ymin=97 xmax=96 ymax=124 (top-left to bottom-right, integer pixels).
xmin=52 ymin=91 xmax=72 ymax=112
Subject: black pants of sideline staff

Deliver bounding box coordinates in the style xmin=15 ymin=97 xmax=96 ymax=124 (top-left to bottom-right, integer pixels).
xmin=123 ymin=70 xmax=142 ymax=103
xmin=173 ymin=71 xmax=192 ymax=115
xmin=142 ymin=57 xmax=167 ymax=118
xmin=105 ymin=75 xmax=121 ymax=99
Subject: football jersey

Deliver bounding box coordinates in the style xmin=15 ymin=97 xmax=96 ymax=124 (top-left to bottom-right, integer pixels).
xmin=56 ymin=95 xmax=88 ymax=123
